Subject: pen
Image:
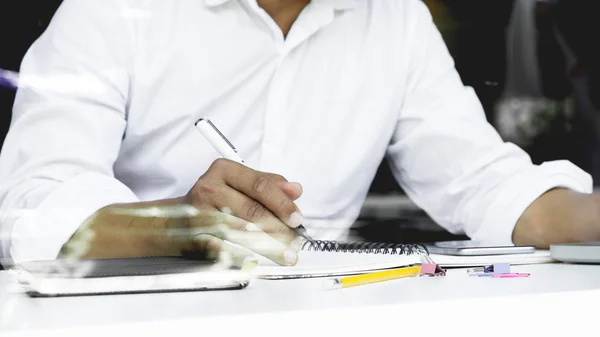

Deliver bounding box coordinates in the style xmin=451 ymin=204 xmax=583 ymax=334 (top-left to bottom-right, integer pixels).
xmin=469 ymin=273 xmax=530 ymax=278
xmin=467 ymin=263 xmax=510 ymax=275
xmin=328 ymin=265 xmax=422 ymax=289
xmin=194 ymin=118 xmax=315 ymax=243
xmin=492 ymin=273 xmax=530 ymax=278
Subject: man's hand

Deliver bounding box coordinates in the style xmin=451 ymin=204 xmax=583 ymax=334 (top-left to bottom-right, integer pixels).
xmin=513 ymin=188 xmax=600 ymax=248
xmin=58 ymin=159 xmax=305 ymax=266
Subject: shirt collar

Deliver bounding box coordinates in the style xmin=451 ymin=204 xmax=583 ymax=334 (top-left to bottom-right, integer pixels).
xmin=205 ymin=0 xmax=360 ymax=11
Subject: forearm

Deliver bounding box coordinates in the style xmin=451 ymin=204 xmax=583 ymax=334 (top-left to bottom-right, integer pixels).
xmin=58 ymin=197 xmax=187 ymax=259
xmin=512 ymin=188 xmax=600 ymax=248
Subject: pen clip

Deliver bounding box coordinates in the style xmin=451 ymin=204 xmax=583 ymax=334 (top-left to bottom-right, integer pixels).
xmin=198 ymin=118 xmax=238 ymax=153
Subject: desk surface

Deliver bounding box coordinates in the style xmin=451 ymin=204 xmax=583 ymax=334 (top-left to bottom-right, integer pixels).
xmin=2 ymin=263 xmax=600 ymax=335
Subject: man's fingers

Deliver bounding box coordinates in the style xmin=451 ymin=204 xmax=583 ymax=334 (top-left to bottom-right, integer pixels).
xmin=187 ymin=159 xmax=305 ymax=266
xmin=211 ymin=159 xmax=303 ymax=228
xmin=266 ymin=173 xmax=303 ymax=200
xmin=186 ymin=211 xmax=300 ymax=266
xmin=279 ymin=181 xmax=303 ymax=200
xmin=191 ymin=182 xmax=298 ymax=245
xmin=215 ymin=214 xmax=300 ymax=266
xmin=190 ymin=234 xmax=255 ymax=269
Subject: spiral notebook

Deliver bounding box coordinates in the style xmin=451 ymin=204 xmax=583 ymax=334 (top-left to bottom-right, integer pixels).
xmin=253 ymin=240 xmax=428 ymax=279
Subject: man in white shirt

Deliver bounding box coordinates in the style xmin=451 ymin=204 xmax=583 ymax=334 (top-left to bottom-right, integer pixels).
xmin=0 ymin=0 xmax=597 ymax=266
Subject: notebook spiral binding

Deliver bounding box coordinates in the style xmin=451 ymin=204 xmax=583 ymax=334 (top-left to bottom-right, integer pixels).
xmin=301 ymin=240 xmax=429 ymax=255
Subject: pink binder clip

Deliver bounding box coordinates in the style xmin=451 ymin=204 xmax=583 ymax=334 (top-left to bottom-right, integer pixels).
xmin=420 ymin=255 xmax=446 ymax=276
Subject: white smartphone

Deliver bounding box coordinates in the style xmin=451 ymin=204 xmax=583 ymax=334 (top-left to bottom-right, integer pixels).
xmin=425 ymin=240 xmax=536 ymax=256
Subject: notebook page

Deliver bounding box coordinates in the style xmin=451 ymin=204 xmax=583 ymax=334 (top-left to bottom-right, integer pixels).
xmin=253 ymin=250 xmax=421 ymax=279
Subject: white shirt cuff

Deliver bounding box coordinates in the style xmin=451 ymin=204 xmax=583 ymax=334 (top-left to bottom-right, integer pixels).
xmin=9 ymin=173 xmax=139 ymax=264
xmin=472 ymin=160 xmax=593 ymax=246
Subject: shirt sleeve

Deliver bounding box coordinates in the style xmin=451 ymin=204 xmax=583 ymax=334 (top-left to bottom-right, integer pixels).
xmin=0 ymin=0 xmax=140 ymax=264
xmin=386 ymin=0 xmax=593 ymax=245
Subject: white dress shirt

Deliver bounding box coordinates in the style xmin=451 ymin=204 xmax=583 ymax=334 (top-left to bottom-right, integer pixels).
xmin=0 ymin=0 xmax=592 ymax=263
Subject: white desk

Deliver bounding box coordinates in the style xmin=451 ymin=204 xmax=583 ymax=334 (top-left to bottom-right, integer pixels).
xmin=2 ymin=263 xmax=600 ymax=336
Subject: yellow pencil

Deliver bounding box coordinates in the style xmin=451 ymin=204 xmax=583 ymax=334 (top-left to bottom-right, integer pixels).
xmin=329 ymin=265 xmax=421 ymax=289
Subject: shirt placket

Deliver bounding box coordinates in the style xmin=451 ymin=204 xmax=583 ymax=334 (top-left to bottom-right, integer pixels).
xmin=244 ymin=0 xmax=336 ymax=172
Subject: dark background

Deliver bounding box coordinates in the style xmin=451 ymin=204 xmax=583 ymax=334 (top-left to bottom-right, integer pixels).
xmin=364 ymin=0 xmax=600 ymax=244
xmin=1 ymin=0 xmax=598 ymax=260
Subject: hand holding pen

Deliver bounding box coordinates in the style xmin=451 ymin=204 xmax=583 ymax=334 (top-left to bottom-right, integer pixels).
xmin=186 ymin=118 xmax=314 ymax=265
xmin=59 ymin=119 xmax=311 ymax=267
xmin=4 ymin=69 xmax=310 ymax=266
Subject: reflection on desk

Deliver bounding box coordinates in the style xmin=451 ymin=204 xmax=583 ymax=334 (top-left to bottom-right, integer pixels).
xmin=1 ymin=263 xmax=600 ymax=336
